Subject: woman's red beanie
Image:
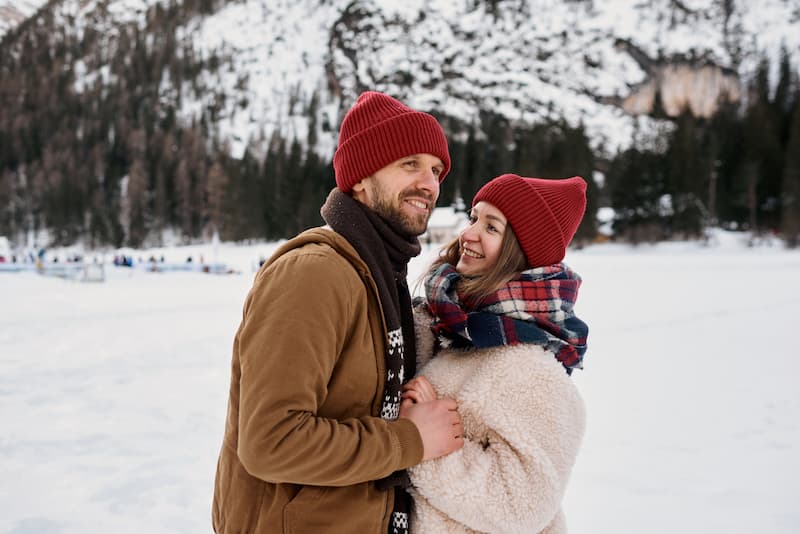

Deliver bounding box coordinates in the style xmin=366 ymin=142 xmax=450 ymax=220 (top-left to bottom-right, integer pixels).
xmin=473 ymin=174 xmax=587 ymax=267
xmin=333 ymin=91 xmax=451 ymax=192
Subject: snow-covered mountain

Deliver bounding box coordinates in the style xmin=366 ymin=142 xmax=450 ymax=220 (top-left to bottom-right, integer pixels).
xmin=0 ymin=0 xmax=48 ymax=36
xmin=5 ymin=0 xmax=800 ymax=158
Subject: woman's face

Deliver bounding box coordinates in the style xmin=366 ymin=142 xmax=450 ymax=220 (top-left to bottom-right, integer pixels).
xmin=456 ymin=201 xmax=507 ymax=277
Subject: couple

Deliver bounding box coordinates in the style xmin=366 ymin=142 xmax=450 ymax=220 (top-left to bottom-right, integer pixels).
xmin=212 ymin=92 xmax=588 ymax=534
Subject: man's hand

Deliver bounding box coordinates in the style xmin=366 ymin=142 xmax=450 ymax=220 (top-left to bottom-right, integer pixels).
xmin=402 ymin=375 xmax=438 ymax=404
xmin=400 ymin=397 xmax=464 ymax=461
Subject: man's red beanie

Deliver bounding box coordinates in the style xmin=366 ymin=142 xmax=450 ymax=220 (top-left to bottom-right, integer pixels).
xmin=473 ymin=174 xmax=588 ymax=267
xmin=333 ymin=91 xmax=451 ymax=192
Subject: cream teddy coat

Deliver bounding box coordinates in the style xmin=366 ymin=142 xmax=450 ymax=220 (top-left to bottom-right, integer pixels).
xmin=408 ymin=308 xmax=586 ymax=534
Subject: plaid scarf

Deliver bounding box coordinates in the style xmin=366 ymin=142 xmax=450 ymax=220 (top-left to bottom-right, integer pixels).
xmin=320 ymin=188 xmax=418 ymax=534
xmin=425 ymin=263 xmax=588 ymax=372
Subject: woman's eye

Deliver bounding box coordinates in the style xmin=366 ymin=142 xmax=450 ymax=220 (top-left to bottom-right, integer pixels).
xmin=468 ymin=215 xmax=477 ymax=224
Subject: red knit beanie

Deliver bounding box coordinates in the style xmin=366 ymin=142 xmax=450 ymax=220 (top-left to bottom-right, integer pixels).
xmin=333 ymin=91 xmax=451 ymax=192
xmin=473 ymin=174 xmax=587 ymax=267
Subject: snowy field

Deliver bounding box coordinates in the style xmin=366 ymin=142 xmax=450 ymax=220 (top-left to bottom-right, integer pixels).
xmin=1 ymin=232 xmax=799 ymax=533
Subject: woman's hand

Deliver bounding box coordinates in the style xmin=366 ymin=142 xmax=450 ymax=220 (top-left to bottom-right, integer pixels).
xmin=402 ymin=375 xmax=438 ymax=404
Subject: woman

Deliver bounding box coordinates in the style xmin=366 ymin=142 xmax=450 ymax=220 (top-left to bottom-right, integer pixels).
xmin=401 ymin=174 xmax=589 ymax=534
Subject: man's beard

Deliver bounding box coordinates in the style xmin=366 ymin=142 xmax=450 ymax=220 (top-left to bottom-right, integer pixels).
xmin=370 ymin=186 xmax=434 ymax=237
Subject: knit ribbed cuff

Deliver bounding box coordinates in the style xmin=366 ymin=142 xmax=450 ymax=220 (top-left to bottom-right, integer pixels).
xmin=391 ymin=417 xmax=425 ymax=468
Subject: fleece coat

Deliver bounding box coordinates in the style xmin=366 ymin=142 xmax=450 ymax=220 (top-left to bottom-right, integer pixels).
xmin=212 ymin=228 xmax=424 ymax=534
xmin=408 ymin=308 xmax=586 ymax=534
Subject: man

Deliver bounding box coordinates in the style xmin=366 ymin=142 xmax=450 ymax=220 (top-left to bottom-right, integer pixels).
xmin=212 ymin=91 xmax=464 ymax=534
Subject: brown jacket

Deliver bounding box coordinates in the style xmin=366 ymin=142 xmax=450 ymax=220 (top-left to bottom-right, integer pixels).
xmin=212 ymin=228 xmax=424 ymax=534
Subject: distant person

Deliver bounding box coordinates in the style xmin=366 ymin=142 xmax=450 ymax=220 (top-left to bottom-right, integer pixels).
xmin=405 ymin=174 xmax=589 ymax=533
xmin=212 ymin=91 xmax=464 ymax=534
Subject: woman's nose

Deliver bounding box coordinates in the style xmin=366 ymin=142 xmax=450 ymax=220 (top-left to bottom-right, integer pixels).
xmin=461 ymin=226 xmax=477 ymax=242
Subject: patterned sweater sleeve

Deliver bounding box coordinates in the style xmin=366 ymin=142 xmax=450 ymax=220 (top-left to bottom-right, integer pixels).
xmin=408 ymin=345 xmax=585 ymax=534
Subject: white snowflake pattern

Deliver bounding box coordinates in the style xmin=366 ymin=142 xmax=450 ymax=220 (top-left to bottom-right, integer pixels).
xmin=391 ymin=511 xmax=409 ymax=533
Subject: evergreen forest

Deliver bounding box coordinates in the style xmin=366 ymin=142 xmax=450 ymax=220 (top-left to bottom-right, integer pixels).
xmin=1 ymin=0 xmax=799 ymax=249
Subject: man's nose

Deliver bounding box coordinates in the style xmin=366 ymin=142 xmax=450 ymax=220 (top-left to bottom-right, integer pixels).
xmin=417 ymin=167 xmax=440 ymax=195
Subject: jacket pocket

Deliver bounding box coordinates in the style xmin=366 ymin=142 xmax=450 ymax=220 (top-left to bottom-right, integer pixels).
xmin=213 ymin=441 xmax=266 ymax=532
xmin=282 ymin=483 xmax=388 ymax=534
xmin=282 ymin=486 xmax=332 ymax=533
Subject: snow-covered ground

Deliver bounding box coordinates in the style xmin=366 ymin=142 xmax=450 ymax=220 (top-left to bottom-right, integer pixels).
xmin=1 ymin=232 xmax=799 ymax=533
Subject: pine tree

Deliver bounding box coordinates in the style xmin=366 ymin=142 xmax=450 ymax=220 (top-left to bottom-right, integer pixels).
xmin=436 ymin=118 xmax=467 ymax=208
xmin=126 ymin=159 xmax=149 ymax=247
xmin=275 ymin=138 xmax=304 ymax=237
xmin=663 ymin=112 xmax=712 ymax=239
xmin=0 ymin=170 xmax=12 ymax=238
xmin=174 ymin=159 xmax=192 ymax=239
xmin=560 ymin=122 xmax=597 ymax=244
xmin=607 ymin=146 xmax=667 ymax=244
xmin=461 ymin=123 xmax=488 ymax=203
xmin=206 ymin=158 xmax=230 ymax=238
xmin=781 ymin=94 xmax=800 ymax=248
xmin=261 ymin=136 xmax=287 ymax=239
xmin=741 ymin=58 xmax=784 ymax=235
xmin=706 ymin=102 xmax=743 ymax=227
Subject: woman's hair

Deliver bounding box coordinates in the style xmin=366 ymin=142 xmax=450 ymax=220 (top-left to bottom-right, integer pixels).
xmin=428 ymin=222 xmax=529 ymax=304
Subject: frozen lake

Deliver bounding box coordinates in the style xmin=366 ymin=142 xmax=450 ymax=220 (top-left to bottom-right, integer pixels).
xmin=1 ymin=233 xmax=799 ymax=533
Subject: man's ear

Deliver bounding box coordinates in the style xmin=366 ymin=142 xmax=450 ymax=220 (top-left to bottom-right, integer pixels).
xmin=351 ymin=177 xmax=370 ymax=202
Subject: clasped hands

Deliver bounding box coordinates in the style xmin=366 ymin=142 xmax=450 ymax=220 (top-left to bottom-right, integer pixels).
xmin=399 ymin=375 xmax=464 ymax=461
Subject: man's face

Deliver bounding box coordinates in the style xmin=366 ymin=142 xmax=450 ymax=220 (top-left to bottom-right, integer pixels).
xmin=352 ymin=153 xmax=444 ymax=236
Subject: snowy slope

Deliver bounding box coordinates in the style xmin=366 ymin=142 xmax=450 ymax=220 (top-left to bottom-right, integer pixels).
xmin=0 ymin=0 xmax=48 ymax=38
xmin=179 ymin=0 xmax=800 ymax=157
xmin=5 ymin=0 xmax=800 ymax=158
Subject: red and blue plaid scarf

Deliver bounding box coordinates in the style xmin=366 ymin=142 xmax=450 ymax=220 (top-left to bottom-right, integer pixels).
xmin=424 ymin=263 xmax=588 ymax=372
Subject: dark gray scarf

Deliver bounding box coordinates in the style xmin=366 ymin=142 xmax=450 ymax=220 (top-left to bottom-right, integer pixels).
xmin=320 ymin=188 xmax=419 ymax=533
